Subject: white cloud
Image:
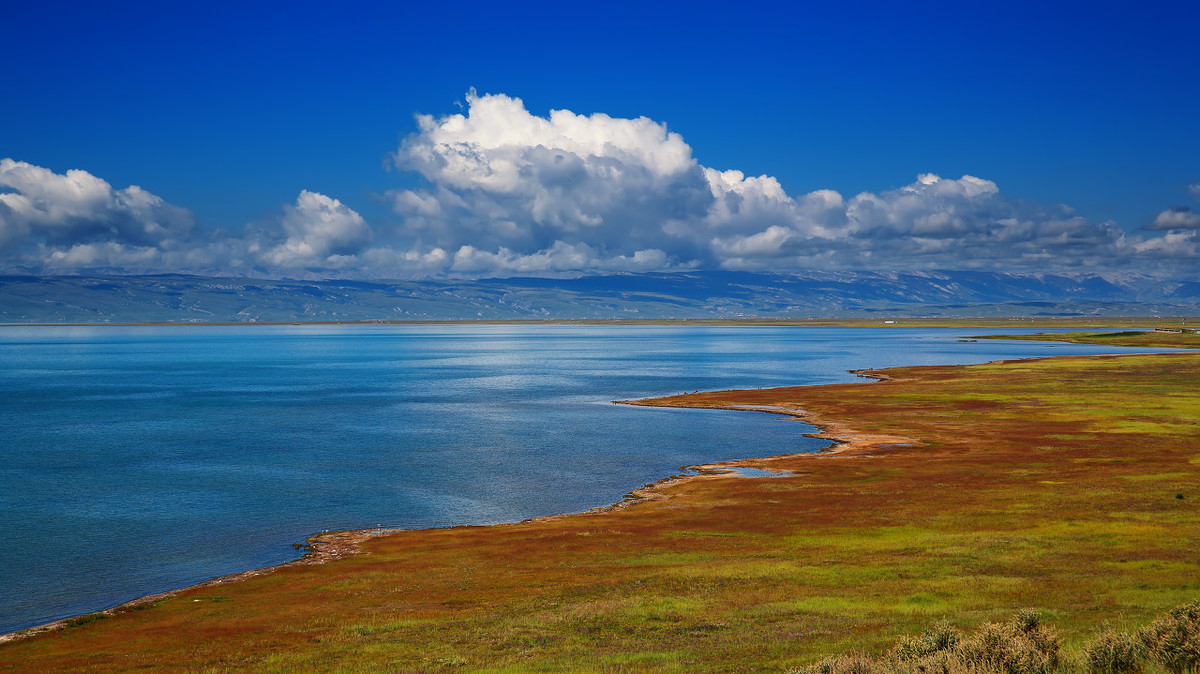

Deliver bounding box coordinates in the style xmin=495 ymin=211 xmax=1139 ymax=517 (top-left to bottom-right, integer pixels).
xmin=0 ymin=158 xmax=195 ymax=271
xmin=254 ymin=190 xmax=372 ymax=269
xmin=449 ymin=241 xmax=674 ymax=274
xmin=1134 ymin=229 xmax=1199 ymax=258
xmin=0 ymin=162 xmax=107 ymax=228
xmin=1148 ymin=207 xmax=1200 ymax=230
xmin=383 ymin=94 xmax=1188 ymax=275
xmin=844 ymin=174 xmax=1000 ymax=239
xmin=357 ymin=246 xmax=451 ymax=275
xmin=1139 ymin=207 xmax=1200 ymax=260
xmin=4 ymin=95 xmax=1199 ymax=278
xmin=706 ymin=173 xmax=1134 ymax=271
xmin=389 ymin=91 xmax=713 ymax=263
xmin=0 ymin=161 xmax=385 ymax=276
xmin=1190 ymin=183 xmax=1200 ymax=201
xmin=42 ymin=242 xmax=163 ymax=269
xmin=387 ymin=92 xmax=859 ymax=273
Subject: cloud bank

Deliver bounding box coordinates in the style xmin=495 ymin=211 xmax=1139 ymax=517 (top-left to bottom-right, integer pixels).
xmin=3 ymin=93 xmax=1198 ymax=277
xmin=0 ymin=158 xmax=196 ymax=271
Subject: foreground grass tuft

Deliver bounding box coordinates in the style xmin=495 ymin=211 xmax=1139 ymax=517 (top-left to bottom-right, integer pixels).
xmin=956 ymin=611 xmax=1060 ymax=674
xmin=890 ymin=620 xmax=961 ymax=662
xmin=1138 ymin=600 xmax=1200 ymax=673
xmin=797 ymin=603 xmax=1199 ymax=674
xmin=1084 ymin=629 xmax=1145 ymax=674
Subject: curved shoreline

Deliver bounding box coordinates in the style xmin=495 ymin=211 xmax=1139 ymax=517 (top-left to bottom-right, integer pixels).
xmin=0 ymin=527 xmax=403 ymax=644
xmin=1 ymin=374 xmax=897 ymax=645
xmin=0 ymin=354 xmax=1155 ymax=645
xmin=2 ymin=453 xmax=830 ymax=644
xmin=7 ymin=350 xmax=1193 ymax=653
xmin=0 ymin=364 xmax=924 ymax=645
xmin=3 ymin=329 xmax=1191 ymax=646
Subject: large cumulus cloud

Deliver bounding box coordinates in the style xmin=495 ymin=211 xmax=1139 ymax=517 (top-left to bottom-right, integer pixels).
xmin=389 ymin=90 xmax=713 ymax=270
xmin=250 ymin=190 xmax=373 ymax=270
xmin=723 ymin=173 xmax=1135 ymax=270
xmin=2 ymin=92 xmax=1198 ymax=276
xmin=0 ymin=158 xmax=196 ymax=271
xmin=0 ymin=161 xmax=376 ymax=275
xmin=386 ymin=93 xmax=1175 ymax=275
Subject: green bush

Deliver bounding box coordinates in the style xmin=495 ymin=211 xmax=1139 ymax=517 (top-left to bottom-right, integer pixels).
xmin=1083 ymin=629 xmax=1144 ymax=674
xmin=64 ymin=613 xmax=108 ymax=628
xmin=891 ymin=620 xmax=962 ymax=662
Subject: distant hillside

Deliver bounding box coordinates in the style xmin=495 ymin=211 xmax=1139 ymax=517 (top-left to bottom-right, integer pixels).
xmin=1 ymin=271 xmax=1198 ymax=323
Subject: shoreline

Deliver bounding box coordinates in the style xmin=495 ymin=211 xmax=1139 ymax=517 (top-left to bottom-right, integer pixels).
xmin=0 ymin=356 xmax=1124 ymax=644
xmin=1 ymin=457 xmax=831 ymax=643
xmin=616 ymin=368 xmax=917 ymax=465
xmin=0 ymin=527 xmax=403 ymax=644
xmin=1 ymin=368 xmax=903 ymax=644
xmin=0 ymin=448 xmax=846 ymax=644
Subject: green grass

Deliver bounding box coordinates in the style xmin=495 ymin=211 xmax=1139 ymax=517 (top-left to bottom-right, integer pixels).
xmin=976 ymin=330 xmax=1200 ymax=349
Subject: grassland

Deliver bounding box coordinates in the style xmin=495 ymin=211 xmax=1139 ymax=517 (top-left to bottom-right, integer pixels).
xmin=976 ymin=329 xmax=1200 ymax=349
xmin=1 ymin=350 xmax=1198 ymax=672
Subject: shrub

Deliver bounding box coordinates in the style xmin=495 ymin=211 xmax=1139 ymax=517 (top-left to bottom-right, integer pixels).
xmin=955 ymin=611 xmax=1060 ymax=674
xmin=1083 ymin=629 xmax=1145 ymax=674
xmin=898 ymin=650 xmax=981 ymax=674
xmin=793 ymin=604 xmax=1200 ymax=674
xmin=1013 ymin=609 xmax=1044 ymax=633
xmin=64 ymin=613 xmax=108 ymax=628
xmin=891 ymin=620 xmax=962 ymax=661
xmin=1139 ymin=600 xmax=1200 ymax=674
xmin=792 ymin=653 xmax=878 ymax=674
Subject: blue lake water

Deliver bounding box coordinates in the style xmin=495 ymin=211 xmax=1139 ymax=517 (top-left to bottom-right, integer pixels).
xmin=0 ymin=324 xmax=1173 ymax=633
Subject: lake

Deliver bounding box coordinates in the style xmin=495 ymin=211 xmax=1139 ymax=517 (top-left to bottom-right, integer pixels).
xmin=0 ymin=325 xmax=1168 ymax=633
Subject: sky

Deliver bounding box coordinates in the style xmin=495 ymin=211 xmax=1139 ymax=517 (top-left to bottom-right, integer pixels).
xmin=2 ymin=0 xmax=1198 ymax=279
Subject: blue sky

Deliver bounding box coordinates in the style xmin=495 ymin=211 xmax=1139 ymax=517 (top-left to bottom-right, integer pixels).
xmin=2 ymin=1 xmax=1198 ymax=278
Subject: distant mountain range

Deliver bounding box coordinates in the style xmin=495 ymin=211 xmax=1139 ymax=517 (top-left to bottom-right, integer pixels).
xmin=1 ymin=271 xmax=1198 ymax=323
